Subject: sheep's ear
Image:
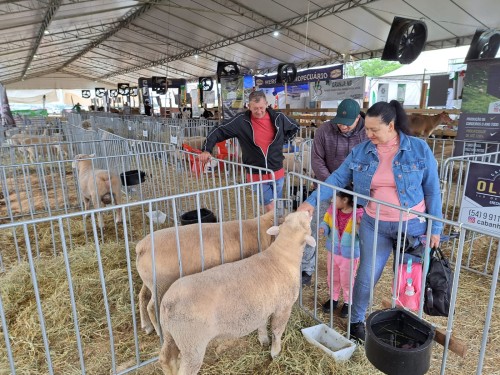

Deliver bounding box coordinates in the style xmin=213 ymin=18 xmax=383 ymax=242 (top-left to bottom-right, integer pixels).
xmin=266 ymin=226 xmax=280 ymax=236
xmin=89 ymin=153 xmax=96 ymax=158
xmin=305 ymin=235 xmax=316 ymax=247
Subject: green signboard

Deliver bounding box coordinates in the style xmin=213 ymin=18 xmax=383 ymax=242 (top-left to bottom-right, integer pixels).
xmin=12 ymin=109 xmax=48 ymax=117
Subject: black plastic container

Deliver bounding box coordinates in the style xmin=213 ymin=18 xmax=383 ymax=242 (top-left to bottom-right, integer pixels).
xmin=365 ymin=308 xmax=435 ymax=375
xmin=120 ymin=170 xmax=146 ymax=186
xmin=180 ymin=208 xmax=217 ymax=226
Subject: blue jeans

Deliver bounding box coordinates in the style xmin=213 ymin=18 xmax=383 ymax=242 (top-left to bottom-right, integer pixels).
xmin=252 ymin=177 xmax=284 ymax=206
xmin=351 ymin=214 xmax=427 ymax=323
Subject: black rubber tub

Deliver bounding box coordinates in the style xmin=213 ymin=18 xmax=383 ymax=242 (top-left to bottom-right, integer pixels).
xmin=120 ymin=170 xmax=146 ymax=186
xmin=180 ymin=208 xmax=217 ymax=226
xmin=365 ymin=308 xmax=435 ymax=375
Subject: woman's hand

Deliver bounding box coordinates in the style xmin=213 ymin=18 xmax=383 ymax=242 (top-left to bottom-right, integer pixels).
xmin=430 ymin=234 xmax=440 ymax=249
xmin=297 ymin=201 xmax=314 ymax=218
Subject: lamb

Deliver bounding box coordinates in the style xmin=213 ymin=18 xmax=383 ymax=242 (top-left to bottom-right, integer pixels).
xmin=136 ymin=210 xmax=277 ymax=336
xmin=72 ymin=153 xmax=122 ymax=228
xmin=158 ymin=211 xmax=316 ymax=375
xmin=408 ymin=111 xmax=453 ymax=137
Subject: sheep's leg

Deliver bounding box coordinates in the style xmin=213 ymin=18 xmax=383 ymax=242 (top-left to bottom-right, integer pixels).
xmin=147 ymin=296 xmax=161 ymax=336
xmin=91 ymin=194 xmax=104 ymax=229
xmin=159 ymin=330 xmax=180 ymax=375
xmin=139 ymin=285 xmax=155 ymax=334
xmin=270 ymin=306 xmax=293 ymax=358
xmin=83 ymin=197 xmax=90 ymax=219
xmin=257 ymin=324 xmax=270 ymax=346
xmin=113 ymin=191 xmax=122 ymax=224
xmin=177 ymin=342 xmax=207 ymax=375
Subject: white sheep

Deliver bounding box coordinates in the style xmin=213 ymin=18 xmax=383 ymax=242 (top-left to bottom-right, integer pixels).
xmin=72 ymin=153 xmax=122 ymax=228
xmin=136 ymin=210 xmax=277 ymax=336
xmin=158 ymin=211 xmax=315 ymax=375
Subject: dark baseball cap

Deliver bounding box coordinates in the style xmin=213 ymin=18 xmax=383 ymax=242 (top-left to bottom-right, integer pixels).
xmin=333 ymin=99 xmax=360 ymax=126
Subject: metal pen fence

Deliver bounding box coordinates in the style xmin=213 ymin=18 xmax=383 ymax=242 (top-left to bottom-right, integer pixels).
xmin=0 ymin=178 xmax=275 ymax=374
xmin=289 ymin=172 xmax=500 ymax=375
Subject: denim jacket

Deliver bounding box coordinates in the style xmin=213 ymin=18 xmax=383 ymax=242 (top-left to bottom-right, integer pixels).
xmin=305 ymin=131 xmax=443 ymax=234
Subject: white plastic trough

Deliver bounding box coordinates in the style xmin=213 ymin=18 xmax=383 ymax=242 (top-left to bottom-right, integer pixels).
xmin=301 ymin=324 xmax=356 ymax=362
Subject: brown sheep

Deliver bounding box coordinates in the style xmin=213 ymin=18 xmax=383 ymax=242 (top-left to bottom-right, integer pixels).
xmin=158 ymin=211 xmax=315 ymax=375
xmin=136 ymin=210 xmax=277 ymax=336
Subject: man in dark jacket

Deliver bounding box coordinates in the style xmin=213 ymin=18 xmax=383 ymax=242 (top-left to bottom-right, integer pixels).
xmin=301 ymin=99 xmax=368 ymax=287
xmin=200 ymin=90 xmax=299 ymax=212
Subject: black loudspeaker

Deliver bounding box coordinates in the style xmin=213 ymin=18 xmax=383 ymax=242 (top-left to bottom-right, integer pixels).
xmin=95 ymin=88 xmax=106 ymax=98
xmin=152 ymin=76 xmax=167 ymax=94
xmin=276 ymin=63 xmax=297 ymax=84
xmin=465 ymin=29 xmax=500 ymax=62
xmin=199 ymin=77 xmax=214 ymax=91
xmin=216 ymin=62 xmax=240 ymax=80
xmin=381 ymin=16 xmax=427 ymax=64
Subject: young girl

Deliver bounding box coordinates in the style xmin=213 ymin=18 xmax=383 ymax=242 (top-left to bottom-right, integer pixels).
xmin=319 ymin=186 xmax=364 ymax=317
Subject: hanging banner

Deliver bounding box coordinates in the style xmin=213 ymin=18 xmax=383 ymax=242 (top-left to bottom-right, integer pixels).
xmin=255 ymin=65 xmax=343 ymax=88
xmin=397 ymin=84 xmax=406 ymax=103
xmin=454 ymin=58 xmax=500 ymax=156
xmin=109 ymin=89 xmax=118 ymax=98
xmin=378 ymin=83 xmax=389 ymax=102
xmin=309 ymin=77 xmax=365 ymax=102
xmin=0 ymin=83 xmax=16 ymax=127
xmin=81 ymin=90 xmax=91 ymax=99
xmin=190 ymin=89 xmax=201 ymax=118
xmin=129 ymin=87 xmax=138 ymax=97
xmin=458 ymin=161 xmax=500 ymax=236
xmin=220 ymin=75 xmax=244 ymax=120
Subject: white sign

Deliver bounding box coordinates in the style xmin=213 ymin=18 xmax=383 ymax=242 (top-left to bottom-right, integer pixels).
xmin=458 ymin=161 xmax=500 ymax=236
xmin=309 ymin=77 xmax=365 ymax=102
xmin=143 ymin=130 xmax=148 ymax=137
xmin=378 ymin=83 xmax=389 ymax=102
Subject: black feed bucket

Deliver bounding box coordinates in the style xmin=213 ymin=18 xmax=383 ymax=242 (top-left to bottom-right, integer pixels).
xmin=180 ymin=208 xmax=217 ymax=226
xmin=120 ymin=170 xmax=146 ymax=186
xmin=365 ymin=308 xmax=435 ymax=375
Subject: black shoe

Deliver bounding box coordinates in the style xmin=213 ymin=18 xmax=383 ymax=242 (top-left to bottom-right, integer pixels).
xmin=322 ymin=299 xmax=338 ymax=313
xmin=340 ymin=303 xmax=349 ymax=318
xmin=301 ymin=272 xmax=312 ymax=286
xmin=349 ymin=321 xmax=365 ymax=343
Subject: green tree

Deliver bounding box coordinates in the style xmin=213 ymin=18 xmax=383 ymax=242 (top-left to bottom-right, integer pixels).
xmin=346 ymin=58 xmax=401 ymax=77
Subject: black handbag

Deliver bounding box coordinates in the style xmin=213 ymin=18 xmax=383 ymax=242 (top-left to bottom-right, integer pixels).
xmin=424 ymin=247 xmax=453 ymax=317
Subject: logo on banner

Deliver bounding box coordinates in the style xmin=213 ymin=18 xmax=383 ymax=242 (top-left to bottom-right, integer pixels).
xmin=95 ymin=88 xmax=106 ymax=98
xmin=117 ymin=83 xmax=130 ymax=96
xmin=109 ymin=89 xmax=118 ymax=98
xmin=81 ymin=90 xmax=91 ymax=99
xmin=129 ymin=87 xmax=138 ymax=97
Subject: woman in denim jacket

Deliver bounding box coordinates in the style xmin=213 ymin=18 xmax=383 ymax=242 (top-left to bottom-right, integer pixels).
xmin=297 ymin=100 xmax=443 ymax=342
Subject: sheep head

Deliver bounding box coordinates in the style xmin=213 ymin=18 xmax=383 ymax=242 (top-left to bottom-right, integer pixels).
xmin=266 ymin=211 xmax=316 ymax=247
xmin=72 ymin=153 xmax=96 ymax=168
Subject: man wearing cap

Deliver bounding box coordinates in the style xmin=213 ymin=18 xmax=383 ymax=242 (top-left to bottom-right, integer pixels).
xmin=301 ymin=98 xmax=368 ymax=286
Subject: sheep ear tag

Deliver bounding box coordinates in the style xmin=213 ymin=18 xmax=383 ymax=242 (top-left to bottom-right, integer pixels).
xmin=266 ymin=226 xmax=280 ymax=236
xmin=71 ymin=160 xmax=77 ymax=168
xmin=305 ymin=235 xmax=316 ymax=247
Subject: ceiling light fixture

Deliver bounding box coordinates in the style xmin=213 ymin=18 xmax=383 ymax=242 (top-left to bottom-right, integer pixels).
xmin=44 ymin=30 xmax=50 ymax=35
xmin=273 ymin=31 xmax=279 ymax=37
xmin=194 ymin=54 xmax=199 ymax=59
